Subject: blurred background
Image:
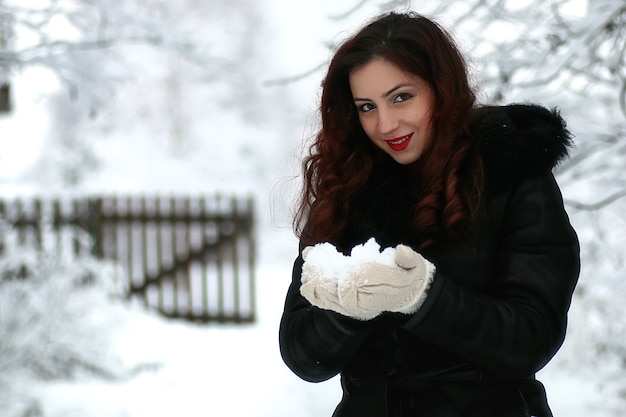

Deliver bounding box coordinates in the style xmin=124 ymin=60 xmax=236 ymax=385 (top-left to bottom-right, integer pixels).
xmin=0 ymin=0 xmax=624 ymax=416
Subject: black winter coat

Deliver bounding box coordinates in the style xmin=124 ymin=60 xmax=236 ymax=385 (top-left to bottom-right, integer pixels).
xmin=279 ymin=104 xmax=581 ymax=417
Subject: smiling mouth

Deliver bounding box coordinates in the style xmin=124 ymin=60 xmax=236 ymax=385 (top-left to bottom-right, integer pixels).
xmin=384 ymin=133 xmax=412 ymax=152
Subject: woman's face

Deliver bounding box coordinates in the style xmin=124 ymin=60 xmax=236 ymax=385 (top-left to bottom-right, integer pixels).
xmin=349 ymin=58 xmax=436 ymax=165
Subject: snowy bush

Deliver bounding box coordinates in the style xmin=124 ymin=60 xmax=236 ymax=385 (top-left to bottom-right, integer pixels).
xmin=0 ymin=220 xmax=129 ymax=414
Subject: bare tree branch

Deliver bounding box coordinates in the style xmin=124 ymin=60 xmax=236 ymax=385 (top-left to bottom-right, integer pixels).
xmin=262 ymin=62 xmax=327 ymax=87
xmin=328 ymin=0 xmax=370 ymax=21
xmin=564 ymin=190 xmax=626 ymax=211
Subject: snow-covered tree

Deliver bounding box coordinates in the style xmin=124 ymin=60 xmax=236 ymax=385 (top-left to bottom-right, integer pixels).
xmin=0 ymin=0 xmax=203 ymax=107
xmin=428 ymin=0 xmax=625 ymax=205
xmin=0 ymin=0 xmax=276 ymax=188
xmin=0 ymin=0 xmax=206 ymax=186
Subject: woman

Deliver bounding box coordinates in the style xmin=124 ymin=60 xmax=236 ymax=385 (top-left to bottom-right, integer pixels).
xmin=279 ymin=11 xmax=580 ymax=417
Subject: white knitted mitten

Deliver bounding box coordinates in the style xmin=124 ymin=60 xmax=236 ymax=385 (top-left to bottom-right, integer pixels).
xmin=300 ymin=246 xmax=359 ymax=317
xmin=337 ymin=244 xmax=435 ymax=320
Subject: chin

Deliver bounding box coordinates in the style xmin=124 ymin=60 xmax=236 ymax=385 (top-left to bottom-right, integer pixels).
xmin=389 ymin=153 xmax=421 ymax=165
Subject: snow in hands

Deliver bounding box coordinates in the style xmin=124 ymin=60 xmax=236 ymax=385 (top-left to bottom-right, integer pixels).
xmin=302 ymin=238 xmax=396 ymax=285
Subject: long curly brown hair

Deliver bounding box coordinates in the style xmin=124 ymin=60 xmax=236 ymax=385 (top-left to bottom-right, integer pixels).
xmin=295 ymin=12 xmax=484 ymax=249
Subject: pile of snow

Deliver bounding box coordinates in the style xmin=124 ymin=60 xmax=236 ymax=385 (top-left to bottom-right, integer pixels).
xmin=303 ymin=238 xmax=397 ymax=278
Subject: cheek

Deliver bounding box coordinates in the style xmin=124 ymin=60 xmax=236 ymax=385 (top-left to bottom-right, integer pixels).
xmin=416 ymin=110 xmax=434 ymax=131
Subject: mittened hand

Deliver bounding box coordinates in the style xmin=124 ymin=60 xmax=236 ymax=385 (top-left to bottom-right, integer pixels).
xmin=300 ymin=246 xmax=359 ymax=318
xmin=338 ymin=244 xmax=435 ymax=319
xmin=299 ymin=240 xmax=436 ymax=321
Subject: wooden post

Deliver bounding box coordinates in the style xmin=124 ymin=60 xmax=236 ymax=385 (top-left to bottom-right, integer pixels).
xmin=247 ymin=195 xmax=256 ymax=322
xmin=184 ymin=195 xmax=192 ymax=315
xmin=200 ymin=196 xmax=209 ymax=315
xmin=0 ymin=200 xmax=5 ymax=255
xmin=0 ymin=1 xmax=12 ymax=113
xmin=0 ymin=84 xmax=10 ymax=113
xmin=170 ymin=195 xmax=178 ymax=314
xmin=88 ymin=198 xmax=103 ymax=257
xmin=231 ymin=195 xmax=241 ymax=322
xmin=155 ymin=196 xmax=164 ymax=312
xmin=216 ymin=194 xmax=225 ymax=321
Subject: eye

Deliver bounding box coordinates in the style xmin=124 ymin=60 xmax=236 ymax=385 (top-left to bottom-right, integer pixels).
xmin=393 ymin=92 xmax=413 ymax=103
xmin=357 ymin=102 xmax=376 ymax=113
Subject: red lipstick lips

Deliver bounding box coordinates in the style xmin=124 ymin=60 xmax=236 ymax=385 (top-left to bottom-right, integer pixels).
xmin=384 ymin=133 xmax=412 ymax=152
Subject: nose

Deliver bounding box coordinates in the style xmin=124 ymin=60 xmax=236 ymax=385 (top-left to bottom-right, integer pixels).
xmin=376 ymin=107 xmax=399 ymax=135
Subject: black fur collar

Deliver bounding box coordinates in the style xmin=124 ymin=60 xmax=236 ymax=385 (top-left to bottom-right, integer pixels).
xmin=471 ymin=103 xmax=574 ymax=193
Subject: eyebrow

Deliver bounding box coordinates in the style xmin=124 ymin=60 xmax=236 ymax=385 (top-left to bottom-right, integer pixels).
xmin=353 ymin=83 xmax=412 ymax=102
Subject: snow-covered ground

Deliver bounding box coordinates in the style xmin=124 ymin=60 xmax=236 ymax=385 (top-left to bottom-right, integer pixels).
xmin=0 ymin=1 xmax=624 ymax=416
xmin=11 ymin=238 xmax=623 ymax=417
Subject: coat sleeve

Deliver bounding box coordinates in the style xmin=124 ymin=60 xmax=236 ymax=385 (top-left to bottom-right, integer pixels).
xmin=278 ymin=241 xmax=379 ymax=382
xmin=403 ymin=173 xmax=580 ymax=378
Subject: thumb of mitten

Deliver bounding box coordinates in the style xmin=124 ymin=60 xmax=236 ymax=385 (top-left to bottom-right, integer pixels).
xmin=302 ymin=246 xmax=314 ymax=261
xmin=389 ymin=244 xmax=435 ymax=315
xmin=394 ymin=244 xmax=420 ymax=269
